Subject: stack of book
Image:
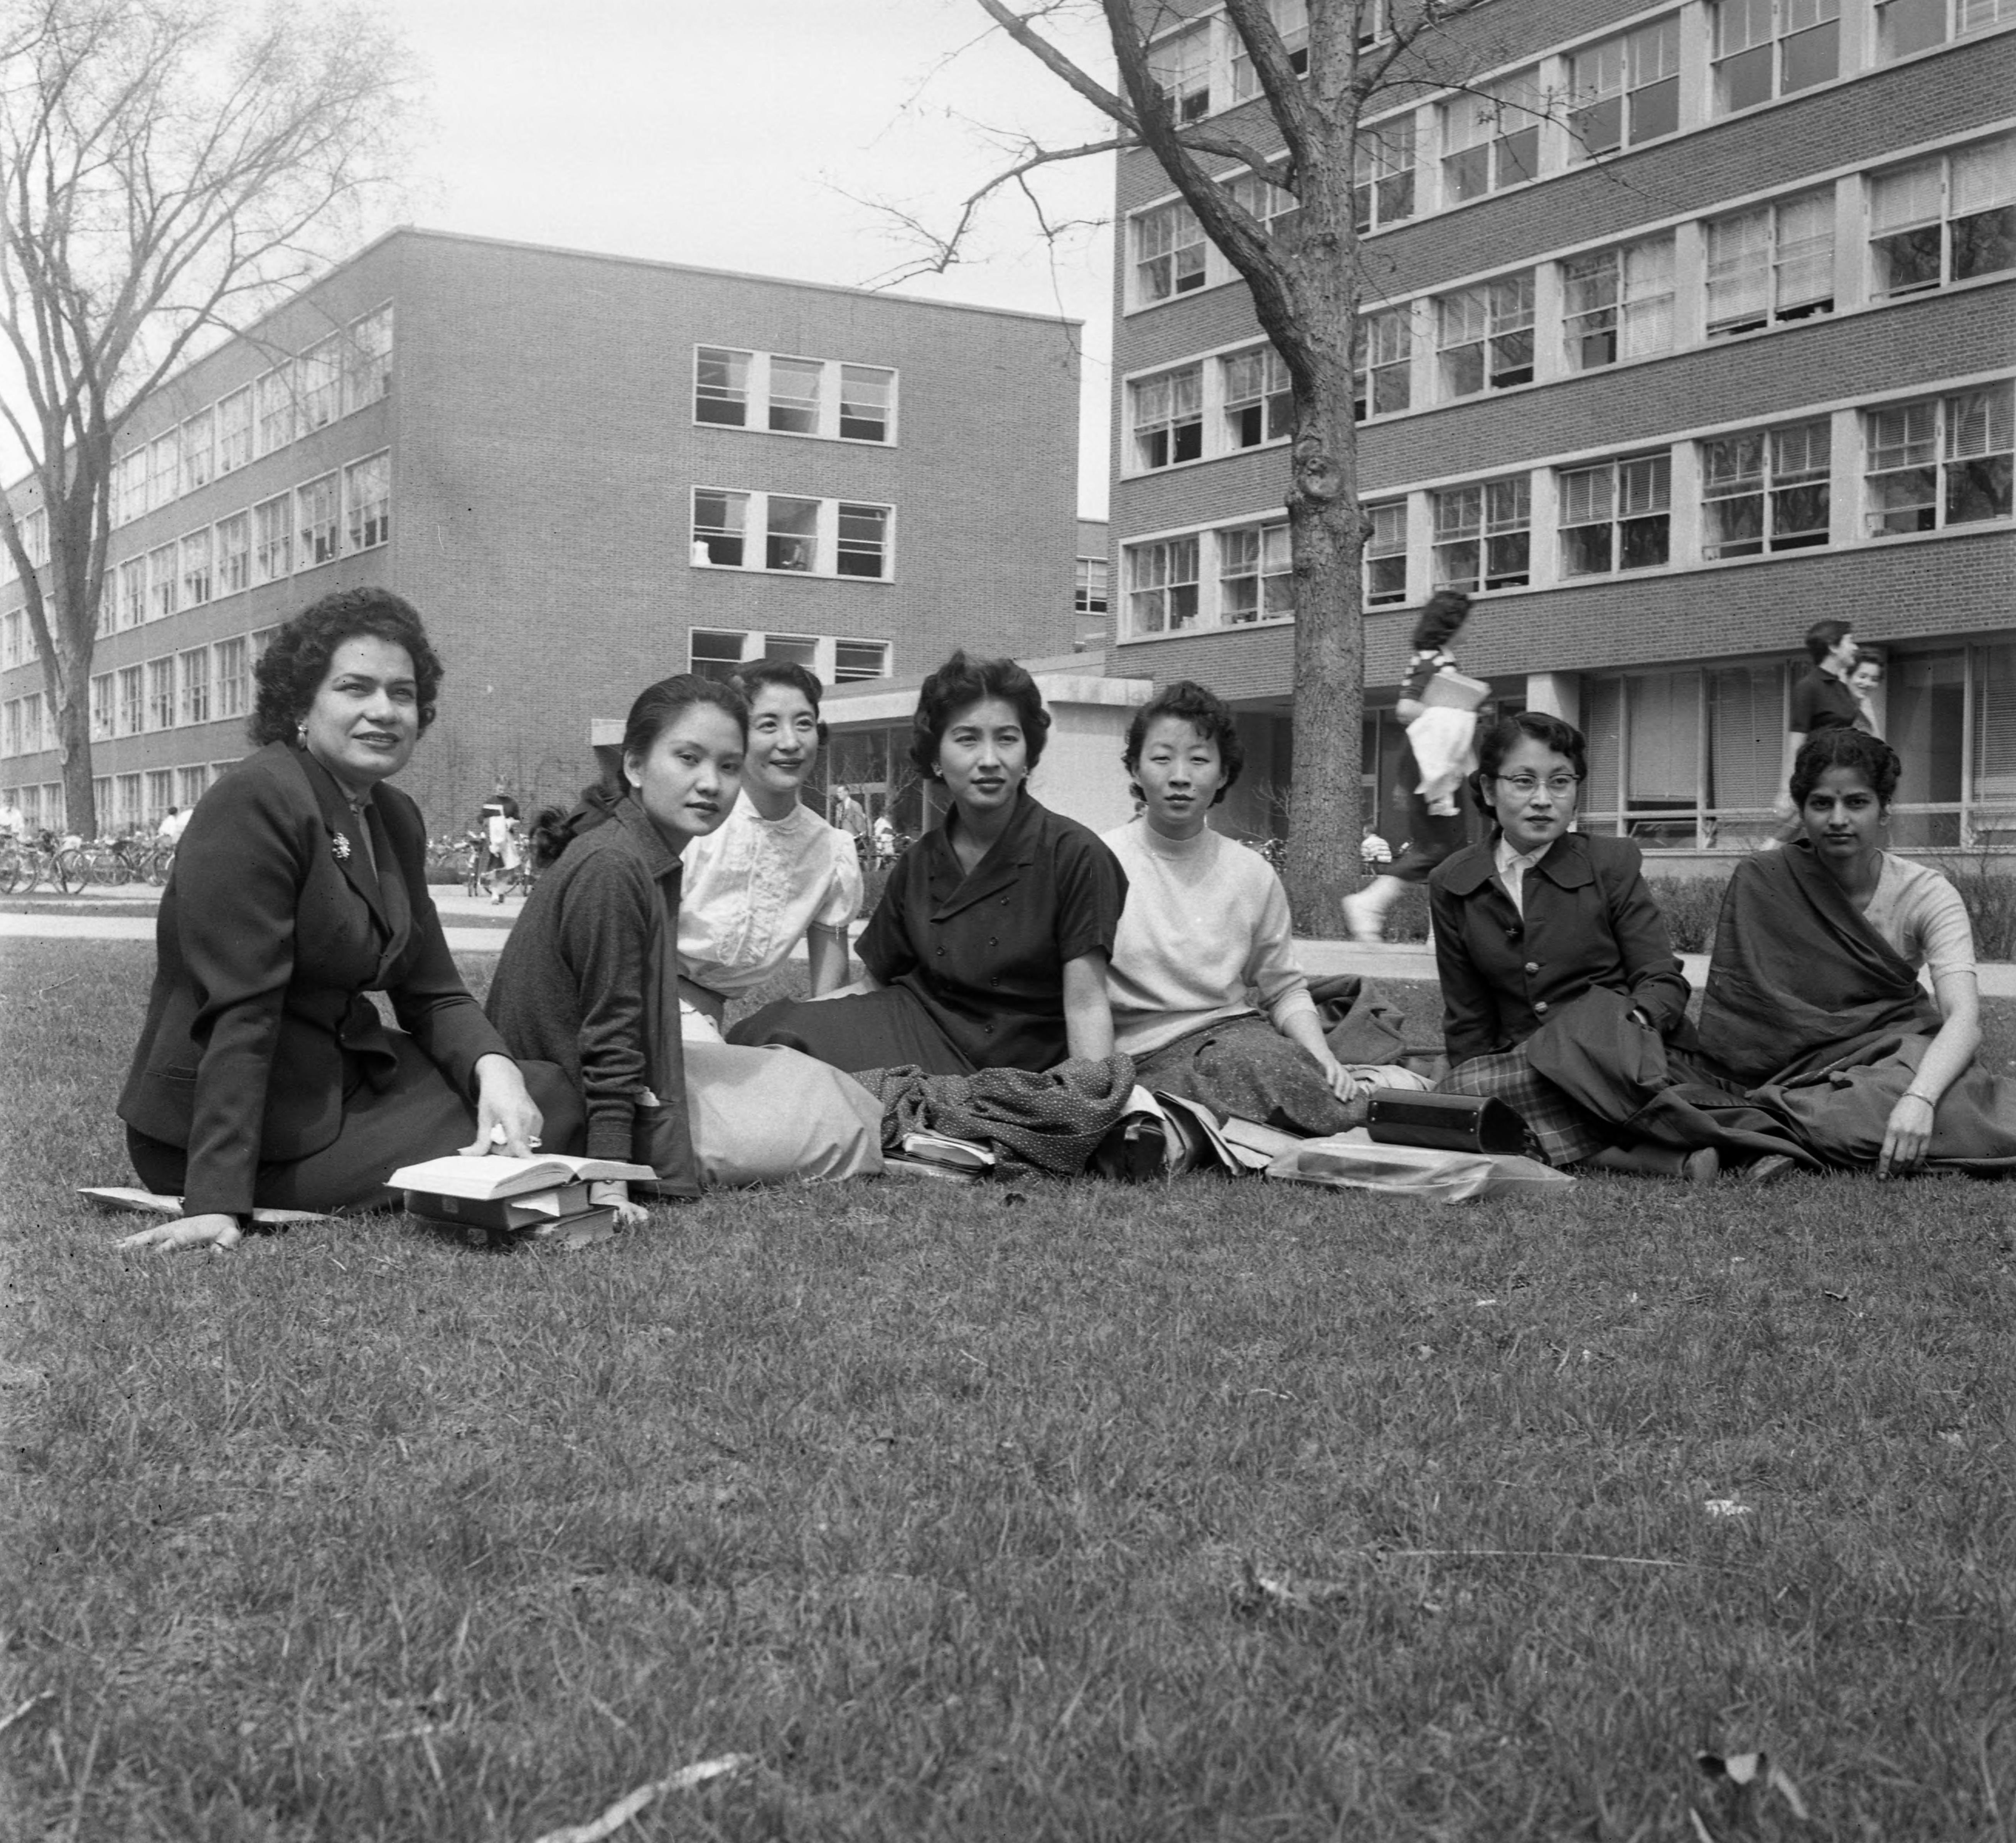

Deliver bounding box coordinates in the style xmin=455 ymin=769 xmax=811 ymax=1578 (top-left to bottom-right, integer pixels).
xmin=883 ymin=1130 xmax=996 ymax=1182
xmin=386 ymin=1153 xmax=657 ymax=1248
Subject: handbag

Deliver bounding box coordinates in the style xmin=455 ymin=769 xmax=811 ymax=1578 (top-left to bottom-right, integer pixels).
xmin=1366 ymin=1087 xmax=1529 ymax=1156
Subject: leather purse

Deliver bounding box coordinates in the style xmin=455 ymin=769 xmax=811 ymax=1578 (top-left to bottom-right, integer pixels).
xmin=1366 ymin=1088 xmax=1529 ymax=1156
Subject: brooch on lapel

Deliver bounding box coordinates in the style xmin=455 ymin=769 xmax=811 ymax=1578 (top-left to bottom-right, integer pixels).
xmin=331 ymin=832 xmax=352 ymax=863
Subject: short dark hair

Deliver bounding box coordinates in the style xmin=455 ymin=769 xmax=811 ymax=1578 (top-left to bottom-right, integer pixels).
xmin=1790 ymin=726 xmax=1901 ymax=807
xmin=1411 ymin=589 xmax=1473 ymax=654
xmin=730 ymin=658 xmax=830 ymax=745
xmin=1122 ymin=680 xmax=1244 ymax=804
xmin=1804 ymin=618 xmax=1853 ymax=664
xmin=532 ymin=674 xmax=749 ymax=866
xmin=908 ymin=650 xmax=1051 ymax=779
xmin=248 ymin=588 xmax=443 ymax=747
xmin=1469 ymin=710 xmax=1589 ymax=816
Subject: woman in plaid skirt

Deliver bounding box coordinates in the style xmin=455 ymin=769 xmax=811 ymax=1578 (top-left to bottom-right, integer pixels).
xmin=1426 ymin=711 xmax=1723 ymax=1181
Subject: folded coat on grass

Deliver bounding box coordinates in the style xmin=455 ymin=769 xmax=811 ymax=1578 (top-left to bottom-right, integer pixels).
xmin=851 ymin=1053 xmax=1137 ymax=1179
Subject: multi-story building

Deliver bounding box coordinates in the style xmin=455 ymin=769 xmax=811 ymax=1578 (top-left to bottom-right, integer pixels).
xmin=0 ymin=227 xmax=1084 ymax=833
xmin=1108 ymin=0 xmax=2014 ymax=861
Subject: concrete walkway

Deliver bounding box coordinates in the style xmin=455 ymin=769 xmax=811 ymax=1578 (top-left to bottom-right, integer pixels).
xmin=6 ymin=892 xmax=2013 ymax=996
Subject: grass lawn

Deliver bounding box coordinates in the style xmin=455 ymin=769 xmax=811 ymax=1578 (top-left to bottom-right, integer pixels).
xmin=2 ymin=939 xmax=2011 ymax=1841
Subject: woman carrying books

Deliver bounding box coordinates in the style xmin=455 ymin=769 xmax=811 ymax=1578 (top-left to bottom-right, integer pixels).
xmin=115 ymin=589 xmax=582 ymax=1252
xmin=1341 ymin=590 xmax=1482 ymax=944
xmin=484 ymin=674 xmax=882 ymax=1216
xmin=727 ymin=651 xmax=1128 ymax=1076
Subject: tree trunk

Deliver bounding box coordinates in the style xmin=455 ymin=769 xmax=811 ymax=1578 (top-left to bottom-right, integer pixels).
xmin=1280 ymin=356 xmax=1364 ymax=933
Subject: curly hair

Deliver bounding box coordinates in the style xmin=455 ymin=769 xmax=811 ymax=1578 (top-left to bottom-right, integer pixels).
xmin=908 ymin=650 xmax=1051 ymax=780
xmin=1468 ymin=710 xmax=1589 ymax=817
xmin=1122 ymin=679 xmax=1244 ymax=804
xmin=1790 ymin=726 xmax=1901 ymax=807
xmin=248 ymin=588 xmax=444 ymax=746
xmin=532 ymin=674 xmax=749 ymax=866
xmin=730 ymin=657 xmax=830 ymax=745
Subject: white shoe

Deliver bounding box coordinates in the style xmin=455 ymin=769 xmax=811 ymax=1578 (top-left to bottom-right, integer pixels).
xmin=1340 ymin=890 xmax=1385 ymax=943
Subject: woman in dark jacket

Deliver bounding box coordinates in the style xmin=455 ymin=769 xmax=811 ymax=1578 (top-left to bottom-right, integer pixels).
xmin=1428 ymin=710 xmax=1718 ymax=1179
xmin=485 ymin=674 xmax=882 ymax=1211
xmin=116 ymin=589 xmax=580 ymax=1252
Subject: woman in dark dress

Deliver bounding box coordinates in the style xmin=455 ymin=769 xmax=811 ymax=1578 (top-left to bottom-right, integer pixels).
xmin=730 ymin=650 xmax=1127 ymax=1075
xmin=1428 ymin=711 xmax=1724 ymax=1179
xmin=116 ymin=589 xmax=580 ymax=1251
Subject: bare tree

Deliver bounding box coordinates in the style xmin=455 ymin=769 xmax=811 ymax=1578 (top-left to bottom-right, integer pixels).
xmin=0 ymin=0 xmax=411 ymax=837
xmin=904 ymin=0 xmax=1514 ymax=924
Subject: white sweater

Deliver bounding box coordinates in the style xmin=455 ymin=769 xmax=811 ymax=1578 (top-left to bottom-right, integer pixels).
xmin=1101 ymin=817 xmax=1319 ymax=1057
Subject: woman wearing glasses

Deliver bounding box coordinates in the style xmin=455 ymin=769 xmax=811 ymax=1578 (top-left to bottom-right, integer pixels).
xmin=1427 ymin=711 xmax=1731 ymax=1179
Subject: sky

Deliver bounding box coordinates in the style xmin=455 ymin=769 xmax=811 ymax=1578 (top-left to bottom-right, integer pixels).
xmin=392 ymin=0 xmax=1120 ymax=516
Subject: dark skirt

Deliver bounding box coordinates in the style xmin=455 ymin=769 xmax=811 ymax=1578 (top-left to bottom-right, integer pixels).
xmin=129 ymin=1035 xmax=583 ymax=1213
xmin=1132 ymin=1014 xmax=1356 ymax=1137
xmin=728 ymin=984 xmax=975 ymax=1076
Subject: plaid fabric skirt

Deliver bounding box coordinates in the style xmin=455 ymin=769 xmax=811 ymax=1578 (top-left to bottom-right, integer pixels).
xmin=1440 ymin=1048 xmax=1613 ymax=1168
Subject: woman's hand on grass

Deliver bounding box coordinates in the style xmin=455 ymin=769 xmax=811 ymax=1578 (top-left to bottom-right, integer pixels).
xmin=464 ymin=1055 xmax=543 ymax=1158
xmin=1877 ymin=1093 xmax=1935 ymax=1178
xmin=116 ymin=1211 xmax=243 ymax=1253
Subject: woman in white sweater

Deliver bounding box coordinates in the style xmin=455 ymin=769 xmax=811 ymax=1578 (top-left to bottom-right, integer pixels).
xmin=1103 ymin=682 xmax=1359 ymax=1135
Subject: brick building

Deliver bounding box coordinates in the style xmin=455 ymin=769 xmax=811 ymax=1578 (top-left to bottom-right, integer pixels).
xmin=1109 ymin=0 xmax=2014 ymax=861
xmin=0 ymin=227 xmax=1084 ymax=834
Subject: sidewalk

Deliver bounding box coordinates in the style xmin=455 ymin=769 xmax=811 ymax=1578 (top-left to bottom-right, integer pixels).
xmin=6 ymin=893 xmax=2013 ymax=996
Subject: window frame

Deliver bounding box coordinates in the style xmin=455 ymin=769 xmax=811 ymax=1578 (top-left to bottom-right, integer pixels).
xmin=1706 ymin=188 xmax=1837 ymax=336
xmin=1712 ymin=0 xmax=1841 ymax=115
xmin=1561 ymin=234 xmax=1677 ymax=371
xmin=344 ymin=451 xmax=391 ymax=553
xmin=295 ymin=473 xmax=339 ymax=569
xmin=1130 ymin=363 xmax=1206 ymax=471
xmin=1569 ymin=14 xmax=1682 ymax=158
xmin=1432 ymin=476 xmax=1534 ymax=592
xmin=1868 ymin=136 xmax=2016 ymax=300
xmin=1699 ymin=418 xmax=1834 ymax=558
xmin=1559 ymin=453 xmax=1675 ymax=576
xmin=1124 ymin=536 xmax=1202 ymax=637
xmin=1436 ymin=272 xmax=1536 ymax=399
xmin=1217 ymin=520 xmax=1293 ymax=625
xmin=1863 ymin=382 xmax=2015 ymax=537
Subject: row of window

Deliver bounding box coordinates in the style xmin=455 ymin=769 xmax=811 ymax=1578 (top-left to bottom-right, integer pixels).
xmin=3 ymin=628 xmax=277 ymax=757
xmin=1567 ymin=641 xmax=2015 ymax=846
xmin=693 ymin=347 xmax=897 ymax=444
xmin=1126 ymin=131 xmax=2014 ymax=460
xmin=102 ymin=306 xmax=391 ymax=531
xmin=691 ymin=490 xmax=892 ymax=580
xmin=1123 ymin=381 xmax=2012 ymax=635
xmin=1133 ymin=0 xmax=2012 ymax=297
xmin=81 ymin=455 xmax=388 ymax=638
xmin=2 ymin=765 xmax=224 ymax=835
xmin=686 ymin=629 xmax=891 ymax=685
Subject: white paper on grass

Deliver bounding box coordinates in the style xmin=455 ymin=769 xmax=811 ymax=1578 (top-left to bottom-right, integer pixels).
xmin=1264 ymin=1131 xmax=1575 ymax=1204
xmin=78 ymin=1186 xmax=331 ymax=1225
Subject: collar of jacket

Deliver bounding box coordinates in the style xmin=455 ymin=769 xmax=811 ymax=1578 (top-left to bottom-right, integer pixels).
xmin=608 ymin=792 xmax=687 ymax=889
xmin=1439 ymin=830 xmax=1595 ymax=896
xmin=292 ymin=744 xmax=394 ymax=930
xmin=927 ymin=784 xmax=1043 ymax=920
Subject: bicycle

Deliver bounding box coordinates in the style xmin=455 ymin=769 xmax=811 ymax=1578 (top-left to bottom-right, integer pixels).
xmin=67 ymin=836 xmax=155 ymax=887
xmin=0 ymin=831 xmax=88 ymax=894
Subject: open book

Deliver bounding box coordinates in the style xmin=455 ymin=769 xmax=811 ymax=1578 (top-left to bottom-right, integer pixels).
xmin=385 ymin=1153 xmax=654 ymax=1202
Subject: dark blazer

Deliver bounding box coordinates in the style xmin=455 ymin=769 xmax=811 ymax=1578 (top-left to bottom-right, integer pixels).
xmin=118 ymin=741 xmax=507 ymax=1217
xmin=484 ymin=796 xmax=698 ymax=1193
xmin=1427 ymin=831 xmax=1690 ymax=1066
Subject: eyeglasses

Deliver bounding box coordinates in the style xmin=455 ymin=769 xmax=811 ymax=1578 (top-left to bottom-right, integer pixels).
xmin=1492 ymin=773 xmax=1582 ymax=798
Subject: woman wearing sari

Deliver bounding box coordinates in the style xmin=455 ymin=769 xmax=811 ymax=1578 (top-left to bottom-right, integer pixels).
xmin=1699 ymin=728 xmax=2016 ymax=1176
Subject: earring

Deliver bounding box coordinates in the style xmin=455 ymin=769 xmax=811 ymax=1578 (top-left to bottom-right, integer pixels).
xmin=295 ymin=721 xmax=307 ymax=746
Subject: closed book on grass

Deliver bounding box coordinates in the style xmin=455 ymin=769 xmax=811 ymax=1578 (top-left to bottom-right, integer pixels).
xmin=401 ymin=1181 xmax=592 ymax=1230
xmin=385 ymin=1152 xmax=653 ymax=1201
xmin=897 ymin=1131 xmax=995 ymax=1173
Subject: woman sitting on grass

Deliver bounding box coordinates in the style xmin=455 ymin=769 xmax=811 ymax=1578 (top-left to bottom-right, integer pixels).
xmin=1101 ymin=681 xmax=1359 ymax=1135
xmin=1429 ymin=711 xmax=1725 ymax=1181
xmin=674 ymin=659 xmax=863 ymax=1038
xmin=1698 ymin=728 xmax=2016 ymax=1175
xmin=729 ymin=650 xmax=1128 ymax=1075
xmin=116 ymin=589 xmax=580 ymax=1252
xmin=485 ymin=675 xmax=882 ymax=1214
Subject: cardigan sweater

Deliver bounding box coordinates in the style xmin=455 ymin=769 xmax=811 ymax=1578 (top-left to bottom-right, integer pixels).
xmin=485 ymin=796 xmax=698 ymax=1191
